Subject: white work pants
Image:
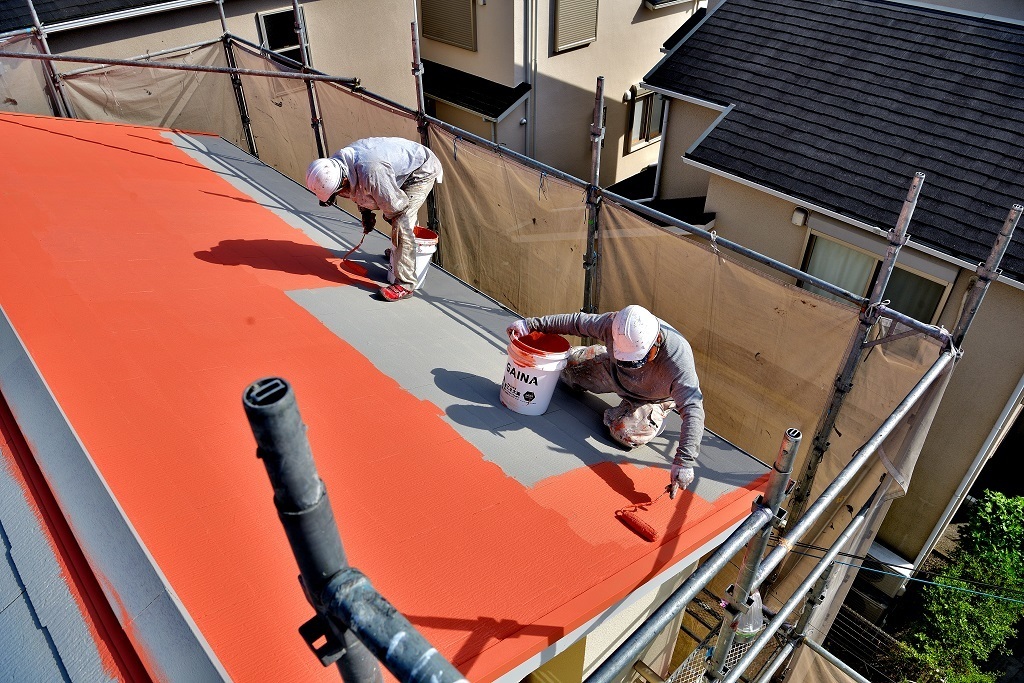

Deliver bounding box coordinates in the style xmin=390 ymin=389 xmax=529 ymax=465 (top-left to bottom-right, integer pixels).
xmin=390 ymin=169 xmax=439 ymax=289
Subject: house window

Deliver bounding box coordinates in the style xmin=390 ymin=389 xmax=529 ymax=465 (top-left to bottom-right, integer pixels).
xmin=256 ymin=7 xmax=309 ymax=66
xmin=421 ymin=0 xmax=477 ymax=51
xmin=554 ymin=0 xmax=598 ymax=52
xmin=626 ymin=86 xmax=664 ymax=153
xmin=800 ymin=234 xmax=949 ymax=324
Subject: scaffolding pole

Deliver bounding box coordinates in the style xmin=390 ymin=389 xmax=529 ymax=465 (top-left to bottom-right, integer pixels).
xmin=786 ymin=173 xmax=925 ymax=528
xmin=410 ymin=21 xmax=440 ymax=239
xmin=223 ymin=36 xmax=258 ymax=157
xmin=290 ymin=0 xmax=327 ymax=159
xmin=583 ymin=76 xmax=605 ymax=314
xmin=705 ymin=429 xmax=801 ymax=680
xmin=23 ymin=0 xmax=71 ymax=117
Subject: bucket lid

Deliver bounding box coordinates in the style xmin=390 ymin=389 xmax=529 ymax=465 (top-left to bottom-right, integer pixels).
xmin=413 ymin=226 xmax=438 ymax=242
xmin=513 ymin=331 xmax=570 ymax=355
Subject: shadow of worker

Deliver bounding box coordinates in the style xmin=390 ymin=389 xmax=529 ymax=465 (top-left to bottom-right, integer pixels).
xmin=194 ymin=238 xmax=376 ymax=288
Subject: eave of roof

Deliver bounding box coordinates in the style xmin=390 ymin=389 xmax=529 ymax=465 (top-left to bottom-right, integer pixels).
xmin=645 ymin=0 xmax=1024 ymax=283
xmin=422 ymin=59 xmax=530 ymax=122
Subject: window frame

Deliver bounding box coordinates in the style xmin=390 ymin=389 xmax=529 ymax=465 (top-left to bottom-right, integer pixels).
xmin=625 ymin=86 xmax=664 ymax=154
xmin=798 ymin=231 xmax=953 ymax=325
xmin=256 ymin=7 xmax=309 ymax=67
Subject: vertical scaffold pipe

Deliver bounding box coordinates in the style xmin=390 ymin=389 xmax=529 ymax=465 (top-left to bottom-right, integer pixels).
xmin=291 ymin=0 xmax=327 ymax=159
xmin=24 ymin=0 xmax=71 ymax=117
xmin=705 ymin=429 xmax=801 ymax=679
xmin=952 ymin=204 xmax=1021 ymax=348
xmin=243 ymin=377 xmax=382 ymax=683
xmin=410 ymin=21 xmax=440 ymax=240
xmin=787 ymin=173 xmax=924 ymax=527
xmin=583 ymin=76 xmax=605 ymax=315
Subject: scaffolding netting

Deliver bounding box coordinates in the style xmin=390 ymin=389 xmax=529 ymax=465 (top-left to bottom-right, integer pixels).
xmin=0 ymin=33 xmax=53 ymax=116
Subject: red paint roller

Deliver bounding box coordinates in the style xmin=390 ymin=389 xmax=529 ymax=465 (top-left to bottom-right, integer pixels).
xmin=615 ymin=485 xmax=676 ymax=542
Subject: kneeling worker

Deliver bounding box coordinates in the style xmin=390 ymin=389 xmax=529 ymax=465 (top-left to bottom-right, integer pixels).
xmin=507 ymin=305 xmax=704 ymax=496
xmin=305 ymin=137 xmax=443 ymax=302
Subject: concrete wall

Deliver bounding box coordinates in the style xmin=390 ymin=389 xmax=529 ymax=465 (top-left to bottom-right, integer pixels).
xmin=45 ymin=0 xmax=418 ymax=109
xmin=703 ymin=175 xmax=808 ymax=279
xmin=420 ymin=0 xmax=698 ymax=184
xmin=656 ymin=99 xmax=720 ymax=200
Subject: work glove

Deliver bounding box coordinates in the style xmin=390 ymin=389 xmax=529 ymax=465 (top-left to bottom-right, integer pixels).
xmin=360 ymin=209 xmax=377 ymax=234
xmin=669 ymin=464 xmax=694 ymax=499
xmin=507 ymin=319 xmax=531 ymax=340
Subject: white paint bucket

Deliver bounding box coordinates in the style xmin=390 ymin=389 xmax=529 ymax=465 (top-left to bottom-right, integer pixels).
xmin=388 ymin=226 xmax=439 ymax=290
xmin=500 ymin=331 xmax=571 ymax=416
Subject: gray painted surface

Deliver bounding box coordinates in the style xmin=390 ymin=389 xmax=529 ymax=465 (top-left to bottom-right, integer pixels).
xmin=164 ymin=133 xmax=767 ymax=497
xmin=0 ymin=310 xmax=229 ymax=681
xmin=0 ymin=451 xmax=115 ymax=683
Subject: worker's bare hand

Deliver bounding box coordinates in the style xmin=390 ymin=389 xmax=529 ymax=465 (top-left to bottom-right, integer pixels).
xmin=507 ymin=319 xmax=530 ymax=340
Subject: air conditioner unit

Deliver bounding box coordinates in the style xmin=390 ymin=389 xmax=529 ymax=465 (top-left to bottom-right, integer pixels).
xmin=846 ymin=586 xmax=890 ymax=625
xmin=859 ymin=541 xmax=914 ymax=599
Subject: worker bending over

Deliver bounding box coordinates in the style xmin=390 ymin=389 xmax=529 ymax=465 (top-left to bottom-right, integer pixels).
xmin=305 ymin=137 xmax=443 ymax=302
xmin=508 ymin=305 xmax=704 ymax=495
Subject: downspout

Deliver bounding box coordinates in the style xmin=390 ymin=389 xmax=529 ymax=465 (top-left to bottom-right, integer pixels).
xmin=914 ymin=203 xmax=1022 ymax=567
xmin=23 ymin=0 xmax=70 ymax=117
xmin=648 ymin=96 xmax=671 ymax=202
xmin=529 ymin=0 xmax=539 ymax=157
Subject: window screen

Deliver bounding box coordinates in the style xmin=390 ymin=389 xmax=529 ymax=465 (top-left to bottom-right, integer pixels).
xmin=422 ymin=0 xmax=477 ymax=51
xmin=554 ymin=0 xmax=598 ymax=52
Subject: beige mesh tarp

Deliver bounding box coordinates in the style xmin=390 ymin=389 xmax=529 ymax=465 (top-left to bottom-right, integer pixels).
xmin=61 ymin=42 xmax=245 ymax=149
xmin=231 ymin=43 xmax=318 ymax=185
xmin=429 ymin=125 xmax=589 ymax=317
xmin=787 ymin=644 xmax=862 ymax=683
xmin=0 ymin=33 xmax=54 ymax=116
xmin=596 ymin=201 xmax=861 ymax=465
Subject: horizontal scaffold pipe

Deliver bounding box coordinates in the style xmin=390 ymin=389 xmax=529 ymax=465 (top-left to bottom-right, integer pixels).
xmin=2 ymin=50 xmax=359 ymax=86
xmin=225 ymin=34 xmax=416 ymax=117
xmin=425 ymin=115 xmax=590 ymax=189
xmin=584 ymin=508 xmax=775 ymax=683
xmin=601 ymin=188 xmax=869 ymax=308
xmin=0 ymin=27 xmax=36 ymax=39
xmin=720 ymin=488 xmax=878 ymax=683
xmin=754 ymin=349 xmax=956 ymax=586
xmin=61 ymin=38 xmax=224 ymax=77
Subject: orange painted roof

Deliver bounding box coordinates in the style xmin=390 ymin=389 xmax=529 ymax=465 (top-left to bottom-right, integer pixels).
xmin=0 ymin=112 xmax=768 ymax=682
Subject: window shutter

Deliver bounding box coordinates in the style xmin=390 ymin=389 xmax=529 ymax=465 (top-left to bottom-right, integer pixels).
xmin=422 ymin=0 xmax=477 ymax=51
xmin=554 ymin=0 xmax=598 ymax=52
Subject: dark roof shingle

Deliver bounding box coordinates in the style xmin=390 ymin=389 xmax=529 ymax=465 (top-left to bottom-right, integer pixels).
xmin=0 ymin=0 xmax=172 ymax=33
xmin=645 ymin=0 xmax=1024 ymax=282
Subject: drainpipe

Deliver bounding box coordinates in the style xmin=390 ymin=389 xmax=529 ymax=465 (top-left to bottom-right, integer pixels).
xmin=291 ymin=0 xmax=327 ymax=158
xmin=23 ymin=0 xmax=71 ymax=117
xmin=583 ymin=76 xmax=605 ymax=315
xmin=242 ymin=377 xmax=467 ymax=683
xmin=648 ymin=96 xmax=671 ymax=202
xmin=786 ymin=173 xmax=924 ymax=527
xmin=705 ymin=429 xmax=801 ymax=680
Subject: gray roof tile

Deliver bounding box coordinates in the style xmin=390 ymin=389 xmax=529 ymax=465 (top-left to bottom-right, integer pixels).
xmin=646 ymin=0 xmax=1024 ymax=280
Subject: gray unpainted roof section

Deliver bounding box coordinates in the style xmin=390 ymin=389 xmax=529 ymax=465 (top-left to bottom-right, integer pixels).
xmin=645 ymin=0 xmax=1024 ymax=283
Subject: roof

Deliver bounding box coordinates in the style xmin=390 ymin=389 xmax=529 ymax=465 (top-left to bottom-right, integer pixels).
xmin=422 ymin=59 xmax=531 ymax=121
xmin=0 ymin=0 xmax=173 ymax=33
xmin=0 ymin=113 xmax=768 ymax=682
xmin=645 ymin=0 xmax=1024 ymax=283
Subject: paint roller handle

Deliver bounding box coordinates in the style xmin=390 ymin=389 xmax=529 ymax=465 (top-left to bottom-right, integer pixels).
xmin=507 ymin=319 xmax=531 ymax=340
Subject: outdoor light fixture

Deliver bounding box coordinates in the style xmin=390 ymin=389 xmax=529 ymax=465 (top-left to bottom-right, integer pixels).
xmin=791 ymin=207 xmax=808 ymax=226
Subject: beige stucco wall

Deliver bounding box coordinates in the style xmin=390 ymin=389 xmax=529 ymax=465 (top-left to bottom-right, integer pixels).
xmin=656 ymin=99 xmax=720 ymax=200
xmin=702 ymin=175 xmax=808 ymax=278
xmin=45 ymin=0 xmax=418 ymax=109
xmin=880 ymin=279 xmax=1024 ymax=559
xmin=434 ymin=100 xmax=494 ymax=142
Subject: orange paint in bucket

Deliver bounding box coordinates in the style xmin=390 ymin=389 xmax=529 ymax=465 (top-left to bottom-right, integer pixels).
xmin=500 ymin=331 xmax=570 ymax=416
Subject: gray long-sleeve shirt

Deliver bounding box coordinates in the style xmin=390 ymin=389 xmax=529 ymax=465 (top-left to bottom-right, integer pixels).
xmin=331 ymin=137 xmax=443 ymax=220
xmin=526 ymin=312 xmax=705 ymax=467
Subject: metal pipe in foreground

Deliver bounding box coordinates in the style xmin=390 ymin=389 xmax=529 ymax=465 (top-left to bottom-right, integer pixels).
xmin=705 ymin=429 xmax=801 ymax=679
xmin=583 ymin=75 xmax=606 ymax=315
xmin=719 ymin=489 xmax=877 ymax=683
xmin=243 ymin=378 xmax=465 ymax=683
xmin=585 ymin=493 xmax=784 ymax=683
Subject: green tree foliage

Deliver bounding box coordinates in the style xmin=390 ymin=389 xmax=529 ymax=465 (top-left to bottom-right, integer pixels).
xmin=900 ymin=491 xmax=1024 ymax=682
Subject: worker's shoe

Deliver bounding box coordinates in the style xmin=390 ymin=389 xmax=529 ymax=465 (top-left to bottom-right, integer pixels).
xmin=380 ymin=283 xmax=414 ymax=302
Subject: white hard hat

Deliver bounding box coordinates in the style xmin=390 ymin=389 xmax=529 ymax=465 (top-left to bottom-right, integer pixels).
xmin=305 ymin=157 xmax=344 ymax=202
xmin=611 ymin=305 xmax=660 ymax=362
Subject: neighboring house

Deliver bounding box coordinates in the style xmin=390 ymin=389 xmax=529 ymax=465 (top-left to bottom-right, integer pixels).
xmin=641 ymin=0 xmax=1024 ymax=612
xmin=0 ymin=0 xmax=418 ymax=111
xmin=417 ymin=0 xmax=702 ymax=186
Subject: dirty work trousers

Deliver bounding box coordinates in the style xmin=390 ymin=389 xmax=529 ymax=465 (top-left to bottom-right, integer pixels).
xmin=560 ymin=345 xmax=675 ymax=448
xmin=389 ymin=168 xmax=440 ymax=289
